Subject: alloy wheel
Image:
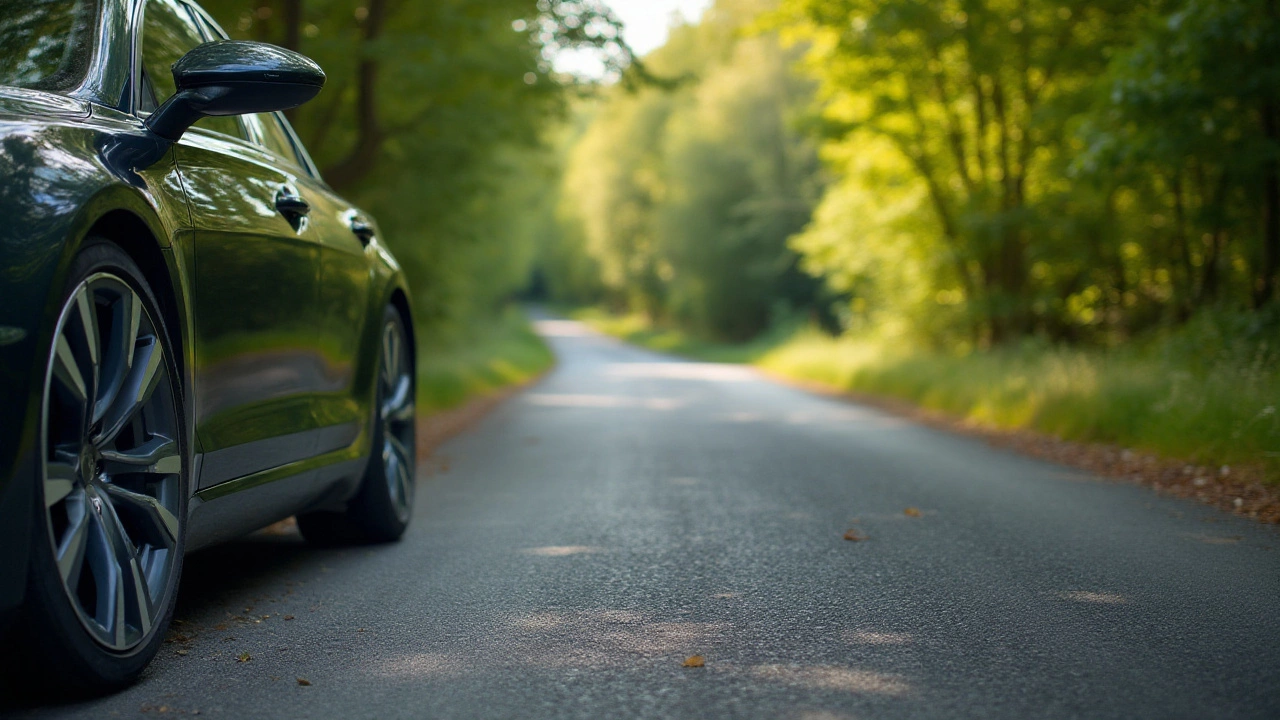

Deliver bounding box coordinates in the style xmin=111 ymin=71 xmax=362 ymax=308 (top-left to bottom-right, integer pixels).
xmin=378 ymin=316 xmax=415 ymax=524
xmin=40 ymin=273 xmax=182 ymax=652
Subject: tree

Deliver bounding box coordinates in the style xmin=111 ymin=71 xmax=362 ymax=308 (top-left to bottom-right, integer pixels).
xmin=198 ymin=0 xmax=637 ymax=342
xmin=775 ymin=0 xmax=1142 ymax=341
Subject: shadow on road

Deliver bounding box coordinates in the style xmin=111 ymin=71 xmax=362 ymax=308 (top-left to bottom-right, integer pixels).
xmin=172 ymin=526 xmax=316 ymax=621
xmin=0 ymin=524 xmax=333 ymax=713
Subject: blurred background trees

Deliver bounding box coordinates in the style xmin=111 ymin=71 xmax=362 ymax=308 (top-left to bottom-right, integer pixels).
xmin=547 ymin=0 xmax=1280 ymax=350
xmin=548 ymin=0 xmax=832 ymax=341
xmin=198 ymin=0 xmax=628 ymax=347
xmin=199 ymin=0 xmax=1279 ymax=352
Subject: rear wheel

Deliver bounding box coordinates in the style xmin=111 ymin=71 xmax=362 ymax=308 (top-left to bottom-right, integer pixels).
xmin=298 ymin=305 xmax=415 ymax=544
xmin=16 ymin=241 xmax=186 ymax=693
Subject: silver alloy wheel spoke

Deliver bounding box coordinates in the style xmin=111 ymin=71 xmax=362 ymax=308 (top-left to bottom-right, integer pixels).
xmin=97 ymin=493 xmax=152 ymax=643
xmin=386 ymin=432 xmax=412 ymax=471
xmin=45 ymin=459 xmax=78 ymax=507
xmin=56 ymin=500 xmax=91 ymax=591
xmin=394 ymin=444 xmax=413 ymax=508
xmin=101 ymin=435 xmax=180 ymax=474
xmin=83 ymin=511 xmax=121 ymax=642
xmin=92 ymin=286 xmax=140 ymax=426
xmin=381 ymin=375 xmax=413 ymax=421
xmin=378 ymin=315 xmax=414 ymax=521
xmin=102 ymin=483 xmax=180 ymax=545
xmin=96 ymin=336 xmax=164 ymax=446
xmin=52 ymin=333 xmax=89 ymax=408
xmin=73 ymin=287 xmax=101 ymax=406
xmin=383 ymin=438 xmax=408 ymax=509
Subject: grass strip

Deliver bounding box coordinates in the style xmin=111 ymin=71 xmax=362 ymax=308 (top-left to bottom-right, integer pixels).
xmin=575 ymin=309 xmax=1279 ymax=482
xmin=417 ymin=307 xmax=555 ymax=414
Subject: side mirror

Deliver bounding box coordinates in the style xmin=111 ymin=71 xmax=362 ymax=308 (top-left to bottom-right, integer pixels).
xmin=145 ymin=40 xmax=325 ymax=142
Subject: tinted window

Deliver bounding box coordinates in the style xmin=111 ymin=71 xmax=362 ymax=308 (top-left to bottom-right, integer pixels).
xmin=0 ymin=0 xmax=98 ymax=91
xmin=140 ymin=0 xmax=243 ymax=139
xmin=256 ymin=113 xmax=306 ymax=168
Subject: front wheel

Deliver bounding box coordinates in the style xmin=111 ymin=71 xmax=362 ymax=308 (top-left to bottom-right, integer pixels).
xmin=14 ymin=241 xmax=187 ymax=693
xmin=298 ymin=305 xmax=415 ymax=544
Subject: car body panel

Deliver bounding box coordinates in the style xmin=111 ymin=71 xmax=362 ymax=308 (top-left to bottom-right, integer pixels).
xmin=0 ymin=0 xmax=414 ymax=622
xmin=0 ymin=89 xmax=192 ymax=629
xmin=174 ymin=129 xmax=328 ymax=487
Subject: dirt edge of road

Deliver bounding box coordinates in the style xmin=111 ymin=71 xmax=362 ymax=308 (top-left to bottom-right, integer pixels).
xmin=763 ymin=370 xmax=1280 ymax=525
xmin=414 ymin=369 xmax=551 ymax=465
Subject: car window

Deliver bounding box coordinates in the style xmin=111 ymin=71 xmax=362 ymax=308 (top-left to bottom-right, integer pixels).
xmin=251 ymin=112 xmax=308 ymax=169
xmin=140 ymin=0 xmax=244 ymax=140
xmin=0 ymin=0 xmax=99 ymax=91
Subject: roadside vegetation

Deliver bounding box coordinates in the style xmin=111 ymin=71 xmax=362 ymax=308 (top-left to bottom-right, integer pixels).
xmin=540 ymin=0 xmax=1280 ymax=482
xmin=202 ymin=0 xmax=1280 ymax=470
xmin=198 ymin=0 xmax=636 ymax=411
xmin=416 ymin=308 xmax=554 ymax=413
xmin=579 ymin=308 xmax=1280 ymax=480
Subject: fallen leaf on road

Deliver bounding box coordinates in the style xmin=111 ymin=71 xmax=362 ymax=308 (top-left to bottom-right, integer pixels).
xmin=296 ymin=677 xmax=312 ymax=686
xmin=904 ymin=507 xmax=922 ymax=517
xmin=175 ymin=649 xmax=188 ymax=656
xmin=283 ymin=615 xmax=295 ymax=621
xmin=683 ymin=656 xmax=705 ymax=668
xmin=843 ymin=529 xmax=867 ymax=542
xmin=236 ymin=652 xmax=250 ymax=663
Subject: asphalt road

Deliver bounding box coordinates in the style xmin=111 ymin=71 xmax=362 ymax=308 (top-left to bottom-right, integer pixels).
xmin=13 ymin=318 xmax=1280 ymax=719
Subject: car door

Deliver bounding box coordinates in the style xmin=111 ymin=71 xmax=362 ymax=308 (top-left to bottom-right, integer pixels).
xmin=186 ymin=6 xmax=376 ymax=463
xmin=138 ymin=0 xmax=326 ymax=489
xmin=240 ymin=111 xmax=376 ymax=454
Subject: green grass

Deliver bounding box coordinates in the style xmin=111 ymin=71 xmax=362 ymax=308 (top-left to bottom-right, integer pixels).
xmin=416 ymin=307 xmax=555 ymax=413
xmin=578 ymin=309 xmax=1280 ymax=480
xmin=570 ymin=307 xmax=783 ymax=364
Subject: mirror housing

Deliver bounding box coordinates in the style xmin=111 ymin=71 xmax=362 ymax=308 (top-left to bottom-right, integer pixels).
xmin=145 ymin=40 xmax=325 ymax=142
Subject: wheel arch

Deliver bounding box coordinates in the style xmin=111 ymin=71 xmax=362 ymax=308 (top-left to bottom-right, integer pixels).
xmin=85 ymin=210 xmax=187 ymax=391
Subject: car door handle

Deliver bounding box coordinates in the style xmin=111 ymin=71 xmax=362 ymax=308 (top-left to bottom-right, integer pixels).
xmin=350 ymin=216 xmax=375 ymax=245
xmin=275 ymin=188 xmax=310 ymax=218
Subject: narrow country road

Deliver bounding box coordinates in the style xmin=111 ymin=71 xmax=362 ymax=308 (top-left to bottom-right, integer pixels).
xmin=16 ymin=317 xmax=1280 ymax=719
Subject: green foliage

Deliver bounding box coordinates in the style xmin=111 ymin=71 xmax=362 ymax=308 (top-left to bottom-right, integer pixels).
xmin=579 ymin=302 xmax=1279 ymax=477
xmin=774 ymin=0 xmax=1147 ymax=343
xmin=548 ymin=0 xmax=831 ymax=341
xmin=1076 ymin=0 xmax=1280 ymax=318
xmin=198 ymin=0 xmax=629 ymax=350
xmin=416 ymin=307 xmax=554 ymax=412
xmin=572 ymin=307 xmax=789 ymax=363
xmin=757 ymin=318 xmax=1280 ymax=477
xmin=773 ymin=0 xmax=1280 ymax=344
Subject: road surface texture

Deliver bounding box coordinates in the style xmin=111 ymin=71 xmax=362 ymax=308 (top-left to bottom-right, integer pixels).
xmin=12 ymin=318 xmax=1280 ymax=719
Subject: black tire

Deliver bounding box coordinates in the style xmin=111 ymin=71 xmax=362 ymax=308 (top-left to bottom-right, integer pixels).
xmin=298 ymin=305 xmax=415 ymax=545
xmin=10 ymin=240 xmax=187 ymax=695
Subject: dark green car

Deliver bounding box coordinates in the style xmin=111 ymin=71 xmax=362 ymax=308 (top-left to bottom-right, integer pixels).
xmin=0 ymin=0 xmax=417 ymax=691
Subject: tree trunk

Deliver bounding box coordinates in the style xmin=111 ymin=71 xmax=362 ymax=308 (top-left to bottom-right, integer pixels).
xmin=1257 ymin=97 xmax=1279 ymax=307
xmin=280 ymin=0 xmax=302 ymax=49
xmin=321 ymin=0 xmax=388 ymax=193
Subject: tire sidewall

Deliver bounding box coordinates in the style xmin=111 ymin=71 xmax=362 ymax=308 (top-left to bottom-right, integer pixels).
xmin=350 ymin=306 xmax=414 ymax=541
xmin=21 ymin=240 xmax=188 ymax=692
